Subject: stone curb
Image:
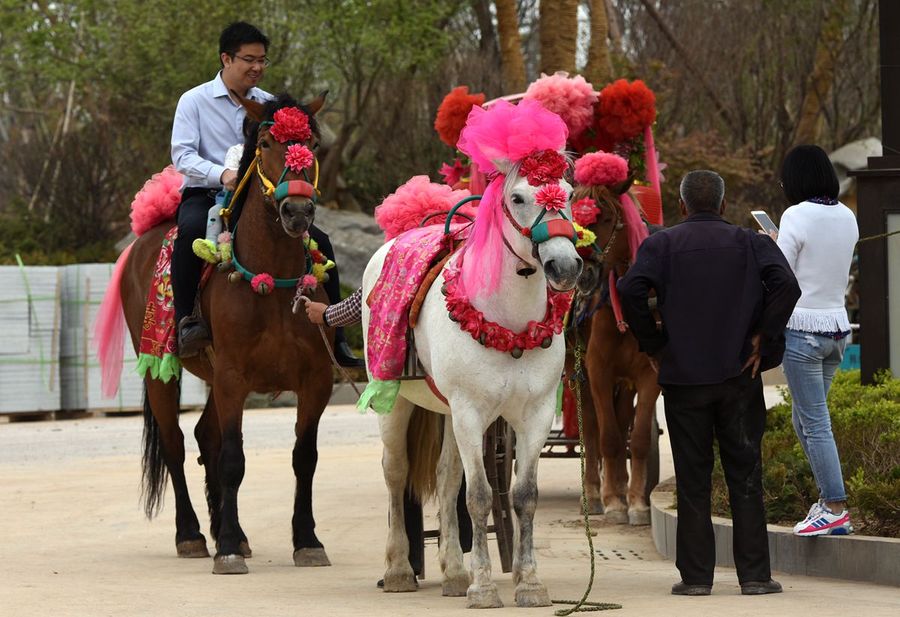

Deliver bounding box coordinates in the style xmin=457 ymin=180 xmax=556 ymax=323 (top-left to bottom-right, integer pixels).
xmin=650 ymin=480 xmax=900 ymax=587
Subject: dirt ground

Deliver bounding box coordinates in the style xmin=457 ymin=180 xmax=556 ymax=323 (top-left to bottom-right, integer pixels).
xmin=1 ymin=402 xmax=897 ymax=617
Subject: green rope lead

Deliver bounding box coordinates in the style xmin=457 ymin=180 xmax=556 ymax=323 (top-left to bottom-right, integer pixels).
xmin=552 ymin=339 xmax=622 ymax=615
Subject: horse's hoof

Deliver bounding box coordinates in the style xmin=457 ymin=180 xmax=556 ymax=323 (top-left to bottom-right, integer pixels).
xmin=604 ymin=509 xmax=628 ymax=525
xmin=466 ymin=584 xmax=503 ymax=609
xmin=176 ymin=538 xmax=210 ymax=558
xmin=212 ymin=554 xmax=248 ymax=575
xmin=515 ymin=582 xmax=552 ymax=608
xmin=442 ymin=573 xmax=471 ymax=597
xmin=293 ymin=547 xmax=331 ymax=567
xmin=239 ymin=540 xmax=253 ymax=558
xmin=628 ymin=508 xmax=651 ymax=526
xmin=382 ymin=569 xmax=417 ymax=593
xmin=588 ymin=500 xmax=605 ymax=515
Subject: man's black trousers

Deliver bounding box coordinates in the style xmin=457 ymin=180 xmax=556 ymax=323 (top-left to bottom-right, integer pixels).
xmin=662 ymin=372 xmax=771 ymax=586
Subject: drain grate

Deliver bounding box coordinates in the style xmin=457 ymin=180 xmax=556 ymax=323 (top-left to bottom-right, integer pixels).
xmin=596 ymin=548 xmax=644 ymax=561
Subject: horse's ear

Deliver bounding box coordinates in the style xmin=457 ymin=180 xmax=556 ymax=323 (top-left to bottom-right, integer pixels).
xmin=231 ymin=89 xmax=265 ymax=122
xmin=306 ymin=90 xmax=328 ymax=116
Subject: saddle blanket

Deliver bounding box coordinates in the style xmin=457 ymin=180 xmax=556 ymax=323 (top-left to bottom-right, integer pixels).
xmin=136 ymin=226 xmax=181 ymax=382
xmin=366 ymin=224 xmax=465 ymax=381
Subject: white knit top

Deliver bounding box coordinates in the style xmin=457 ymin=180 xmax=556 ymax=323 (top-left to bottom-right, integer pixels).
xmin=776 ymin=201 xmax=858 ymax=333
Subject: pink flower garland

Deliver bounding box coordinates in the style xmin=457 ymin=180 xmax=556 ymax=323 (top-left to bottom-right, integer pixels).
xmin=443 ymin=264 xmax=573 ymax=356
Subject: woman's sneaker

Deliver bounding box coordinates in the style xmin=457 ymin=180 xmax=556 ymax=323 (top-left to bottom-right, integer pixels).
xmin=793 ymin=501 xmax=853 ymax=536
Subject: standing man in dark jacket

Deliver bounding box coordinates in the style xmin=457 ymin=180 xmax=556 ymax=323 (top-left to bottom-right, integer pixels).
xmin=617 ymin=170 xmax=800 ymax=596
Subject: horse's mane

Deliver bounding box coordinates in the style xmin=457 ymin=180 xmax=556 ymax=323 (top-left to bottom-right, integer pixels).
xmin=228 ymin=93 xmax=321 ymax=229
xmin=458 ymin=167 xmax=520 ymax=298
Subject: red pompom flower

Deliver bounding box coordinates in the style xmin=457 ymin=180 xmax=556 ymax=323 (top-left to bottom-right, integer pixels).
xmin=286 ymin=144 xmax=314 ymax=173
xmin=270 ymin=107 xmax=312 ymax=143
xmin=596 ymin=80 xmax=656 ymax=145
xmin=535 ymin=184 xmax=568 ymax=212
xmin=251 ymin=273 xmax=275 ymax=295
xmin=572 ymin=197 xmax=600 ymax=226
xmin=435 ymin=86 xmax=486 ymax=148
xmin=520 ymin=150 xmax=567 ymax=187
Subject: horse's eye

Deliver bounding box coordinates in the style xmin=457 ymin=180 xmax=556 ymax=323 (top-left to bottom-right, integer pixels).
xmin=260 ymin=140 xmax=271 ymax=149
xmin=512 ymin=194 xmax=525 ymax=205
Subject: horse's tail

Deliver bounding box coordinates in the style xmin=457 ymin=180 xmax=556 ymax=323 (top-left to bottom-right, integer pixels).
xmin=93 ymin=243 xmax=134 ymax=399
xmin=406 ymin=406 xmax=443 ymax=503
xmin=140 ymin=382 xmax=173 ymax=518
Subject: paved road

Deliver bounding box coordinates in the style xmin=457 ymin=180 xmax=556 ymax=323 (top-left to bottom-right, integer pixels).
xmin=1 ymin=398 xmax=896 ymax=616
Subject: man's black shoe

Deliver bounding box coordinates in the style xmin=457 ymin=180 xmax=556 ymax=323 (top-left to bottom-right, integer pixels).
xmin=671 ymin=581 xmax=712 ymax=596
xmin=740 ymin=579 xmax=782 ymax=595
xmin=177 ymin=316 xmax=211 ymax=358
xmin=334 ymin=341 xmax=365 ymax=368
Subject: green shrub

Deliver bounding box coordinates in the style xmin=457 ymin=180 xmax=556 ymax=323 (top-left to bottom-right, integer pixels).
xmin=711 ymin=370 xmax=900 ymax=537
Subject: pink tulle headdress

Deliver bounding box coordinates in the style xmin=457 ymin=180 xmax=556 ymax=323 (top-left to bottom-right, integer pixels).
xmin=455 ymin=99 xmax=569 ymax=296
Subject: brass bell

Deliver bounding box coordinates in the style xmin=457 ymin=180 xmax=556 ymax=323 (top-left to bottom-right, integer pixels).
xmin=478 ymin=333 xmax=487 ymax=345
xmin=541 ymin=337 xmax=553 ymax=349
xmin=441 ymin=284 xmax=448 ymax=296
xmin=256 ymin=283 xmax=271 ymax=296
xmin=510 ymin=347 xmax=524 ymax=359
xmin=217 ymin=260 xmax=233 ymax=272
xmin=228 ymin=271 xmax=242 ymax=284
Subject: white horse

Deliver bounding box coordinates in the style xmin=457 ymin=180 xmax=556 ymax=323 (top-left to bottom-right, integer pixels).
xmin=362 ymin=164 xmax=583 ymax=608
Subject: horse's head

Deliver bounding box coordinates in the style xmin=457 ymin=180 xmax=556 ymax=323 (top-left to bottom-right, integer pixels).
xmin=237 ymin=91 xmax=327 ymax=237
xmin=573 ymin=181 xmax=649 ymax=295
xmin=503 ymin=169 xmax=583 ymax=292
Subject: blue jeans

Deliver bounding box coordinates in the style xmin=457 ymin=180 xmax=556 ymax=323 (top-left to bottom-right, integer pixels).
xmin=782 ymin=329 xmax=848 ymax=503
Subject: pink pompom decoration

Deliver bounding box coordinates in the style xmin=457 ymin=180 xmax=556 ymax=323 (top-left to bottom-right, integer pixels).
xmin=286 ymin=144 xmax=314 ymax=173
xmin=129 ymin=165 xmax=184 ymax=236
xmin=574 ymin=151 xmax=629 ymax=187
xmin=572 ymin=197 xmax=600 ymax=226
xmin=535 ymin=184 xmax=568 ymax=212
xmin=524 ymin=72 xmax=598 ymax=140
xmin=301 ymin=274 xmax=318 ymax=290
xmin=251 ymin=273 xmax=275 ymax=295
xmin=375 ymin=175 xmax=473 ymax=241
xmin=217 ymin=231 xmax=232 ymax=245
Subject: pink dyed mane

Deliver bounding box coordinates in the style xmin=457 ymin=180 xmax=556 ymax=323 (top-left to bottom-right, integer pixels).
xmin=620 ymin=193 xmax=649 ymax=262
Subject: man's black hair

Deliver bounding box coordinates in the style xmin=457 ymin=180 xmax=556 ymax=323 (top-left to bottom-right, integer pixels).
xmin=680 ymin=170 xmax=725 ymax=213
xmin=780 ymin=145 xmax=840 ymax=205
xmin=219 ymin=22 xmax=269 ymax=58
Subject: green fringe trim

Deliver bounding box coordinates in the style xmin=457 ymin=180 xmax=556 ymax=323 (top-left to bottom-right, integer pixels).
xmin=556 ymin=380 xmax=564 ymax=417
xmin=135 ymin=352 xmax=182 ymax=383
xmin=357 ymin=379 xmax=401 ymax=414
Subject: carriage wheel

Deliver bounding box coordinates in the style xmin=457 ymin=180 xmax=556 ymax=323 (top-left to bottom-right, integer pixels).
xmin=484 ymin=418 xmax=515 ymax=574
xmin=644 ymin=411 xmax=661 ymax=501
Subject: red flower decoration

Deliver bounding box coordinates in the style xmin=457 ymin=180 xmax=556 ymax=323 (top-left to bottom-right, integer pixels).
xmin=572 ymin=197 xmax=600 ymax=226
xmin=596 ymin=79 xmax=656 ymax=146
xmin=439 ymin=158 xmax=467 ymax=187
xmin=535 ymin=184 xmax=568 ymax=212
xmin=520 ymin=150 xmax=567 ymax=187
xmin=309 ymin=249 xmax=324 ymax=263
xmin=285 ymin=144 xmax=314 ymax=173
xmin=269 ymin=107 xmax=312 ymax=143
xmin=435 ymin=86 xmax=486 ymax=148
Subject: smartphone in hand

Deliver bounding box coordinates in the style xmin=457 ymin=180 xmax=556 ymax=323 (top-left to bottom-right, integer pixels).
xmin=751 ymin=210 xmax=779 ymax=234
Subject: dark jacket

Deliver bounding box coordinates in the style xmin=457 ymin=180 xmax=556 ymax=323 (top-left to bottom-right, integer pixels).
xmin=617 ymin=212 xmax=801 ymax=386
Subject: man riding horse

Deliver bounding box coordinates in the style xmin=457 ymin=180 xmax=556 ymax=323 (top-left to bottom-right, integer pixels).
xmin=170 ymin=21 xmax=361 ymax=366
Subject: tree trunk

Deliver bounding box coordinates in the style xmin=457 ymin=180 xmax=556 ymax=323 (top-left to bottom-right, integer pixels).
xmin=540 ymin=0 xmax=578 ymax=75
xmin=585 ymin=0 xmax=612 ymax=87
xmin=793 ymin=0 xmax=850 ymax=146
xmin=495 ymin=0 xmax=527 ymax=92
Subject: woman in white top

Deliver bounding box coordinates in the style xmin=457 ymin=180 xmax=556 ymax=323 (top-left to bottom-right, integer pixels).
xmin=775 ymin=145 xmax=857 ymax=537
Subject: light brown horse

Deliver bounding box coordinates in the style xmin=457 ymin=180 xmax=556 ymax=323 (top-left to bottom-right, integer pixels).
xmin=573 ymin=183 xmax=661 ymax=525
xmin=117 ymin=93 xmax=334 ymax=574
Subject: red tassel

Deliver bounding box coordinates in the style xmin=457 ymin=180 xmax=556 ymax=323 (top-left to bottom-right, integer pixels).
xmin=608 ymin=270 xmax=629 ymax=333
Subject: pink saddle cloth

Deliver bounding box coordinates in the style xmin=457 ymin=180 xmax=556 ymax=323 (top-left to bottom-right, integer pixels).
xmin=367 ymin=225 xmax=465 ymax=380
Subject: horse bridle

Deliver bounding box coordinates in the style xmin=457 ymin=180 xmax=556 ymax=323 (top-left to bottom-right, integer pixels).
xmin=498 ymin=190 xmax=578 ymax=276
